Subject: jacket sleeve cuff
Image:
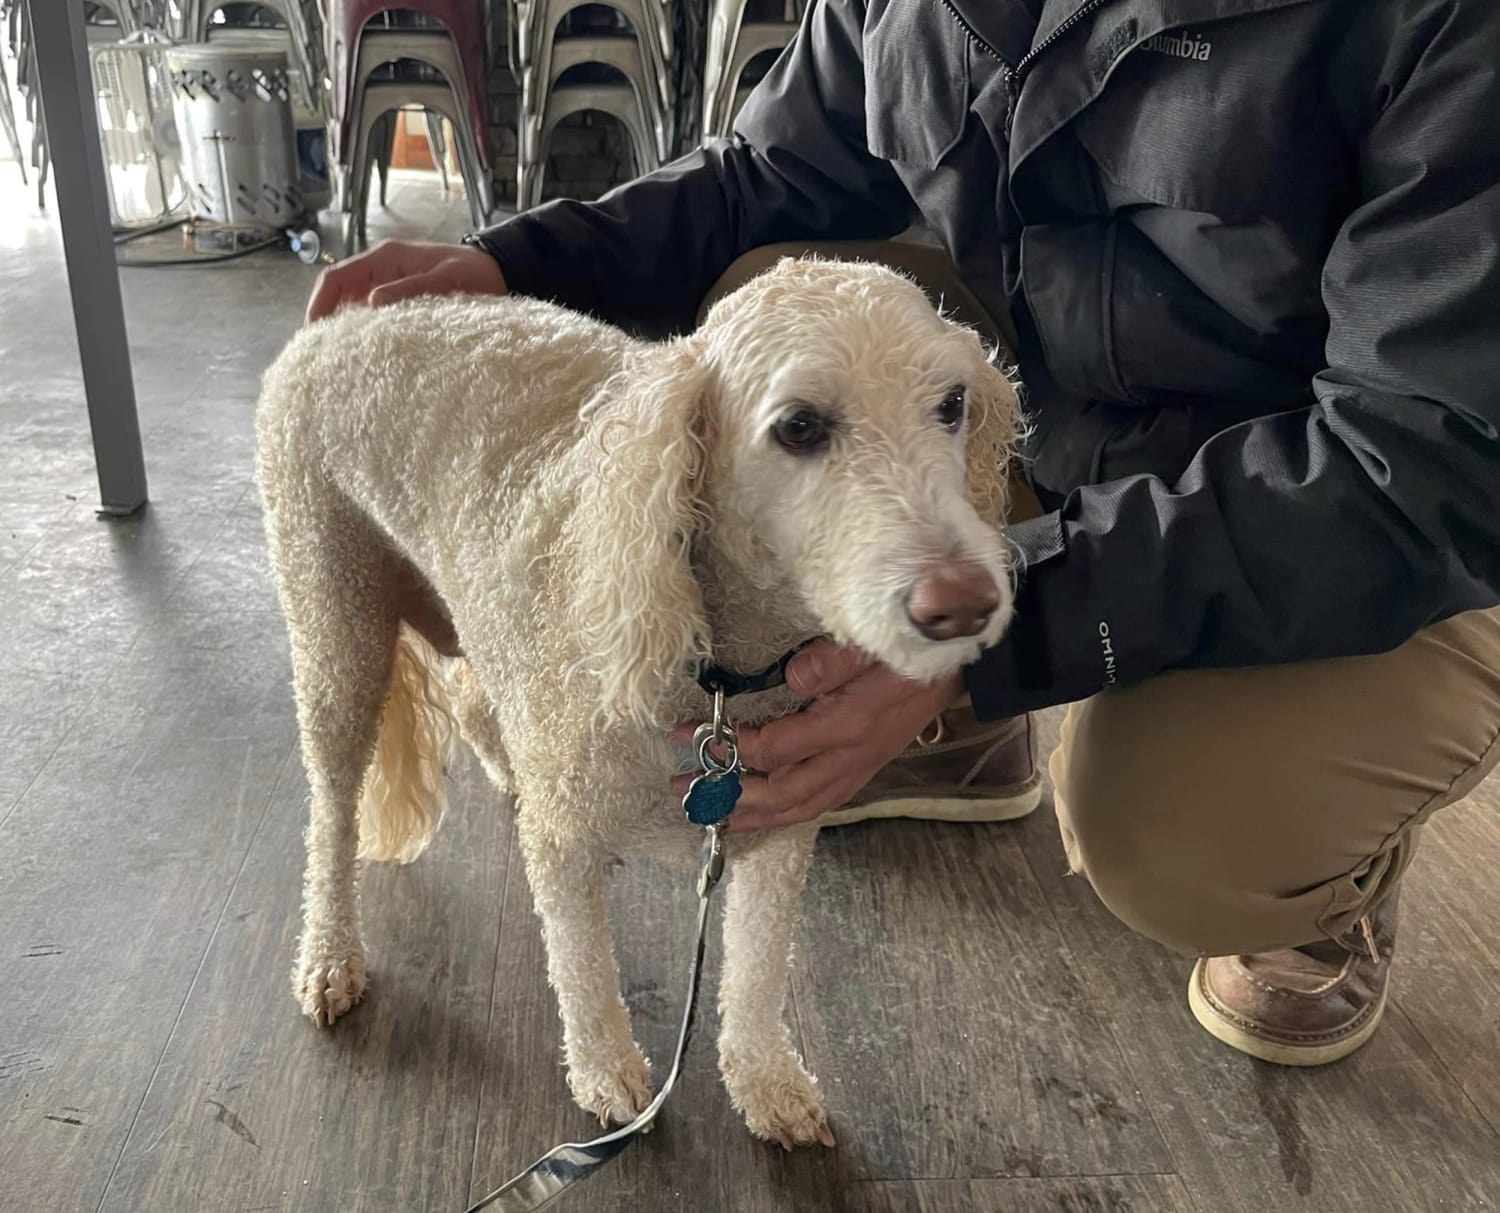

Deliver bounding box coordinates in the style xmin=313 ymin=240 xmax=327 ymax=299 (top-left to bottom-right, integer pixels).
xmin=463 ymin=217 xmax=551 ymax=301
xmin=963 ymin=510 xmax=1101 ymax=719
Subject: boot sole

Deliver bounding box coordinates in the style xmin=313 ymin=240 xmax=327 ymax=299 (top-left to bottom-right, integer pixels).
xmin=1187 ymin=959 xmax=1388 ymax=1067
xmin=815 ymin=782 xmax=1043 ymax=828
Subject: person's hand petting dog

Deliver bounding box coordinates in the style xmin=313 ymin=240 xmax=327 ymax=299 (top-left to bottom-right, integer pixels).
xmin=670 ymin=638 xmax=961 ymax=832
xmin=304 ymin=239 xmax=507 ymax=324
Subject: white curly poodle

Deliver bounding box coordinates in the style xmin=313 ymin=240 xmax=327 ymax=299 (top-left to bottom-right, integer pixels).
xmin=253 ymin=255 xmax=1021 ymax=1148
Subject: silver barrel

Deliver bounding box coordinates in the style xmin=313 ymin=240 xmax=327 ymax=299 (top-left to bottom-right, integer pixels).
xmin=167 ymin=43 xmax=304 ymax=227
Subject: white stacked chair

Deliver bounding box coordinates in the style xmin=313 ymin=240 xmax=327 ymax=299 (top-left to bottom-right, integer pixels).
xmin=700 ymin=0 xmax=800 ymax=139
xmin=7 ymin=0 xmax=172 ymax=208
xmin=511 ymin=0 xmax=669 ymax=210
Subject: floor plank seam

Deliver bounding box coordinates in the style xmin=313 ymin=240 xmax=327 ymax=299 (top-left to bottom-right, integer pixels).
xmin=0 ymin=617 xmax=152 ymax=836
xmin=1389 ymin=995 xmax=1500 ymax=1140
xmin=90 ymin=743 xmax=298 ymax=1213
xmin=847 ymin=1169 xmax=1187 ymax=1185
xmin=156 ymin=483 xmax=255 ymax=611
xmin=465 ymin=819 xmax=518 ymax=1205
xmin=1011 ymin=824 xmax=1185 ymax=1176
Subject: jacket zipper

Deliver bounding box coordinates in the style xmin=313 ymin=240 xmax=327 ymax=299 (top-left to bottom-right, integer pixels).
xmin=934 ymin=0 xmax=1114 ymax=136
xmin=1014 ymin=0 xmax=1112 ymax=78
xmin=935 ymin=0 xmax=1009 ymax=64
xmin=933 ymin=0 xmax=1020 ymax=137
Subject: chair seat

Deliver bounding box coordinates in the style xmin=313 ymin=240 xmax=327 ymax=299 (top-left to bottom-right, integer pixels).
xmin=517 ymin=0 xmax=675 ymax=169
xmin=520 ymin=82 xmax=658 ymax=209
xmin=520 ymin=33 xmax=668 ymax=163
xmin=342 ymin=26 xmax=488 ymax=165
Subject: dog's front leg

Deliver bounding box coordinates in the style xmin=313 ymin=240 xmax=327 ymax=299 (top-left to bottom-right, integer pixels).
xmin=717 ymin=824 xmax=834 ymax=1149
xmin=519 ymin=829 xmax=654 ymax=1126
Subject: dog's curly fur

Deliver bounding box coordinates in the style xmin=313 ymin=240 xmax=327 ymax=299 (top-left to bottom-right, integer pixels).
xmin=254 ymin=256 xmax=1020 ymax=1147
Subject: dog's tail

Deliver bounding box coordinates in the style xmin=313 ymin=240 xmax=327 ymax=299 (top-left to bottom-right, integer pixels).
xmin=357 ymin=627 xmax=457 ymax=864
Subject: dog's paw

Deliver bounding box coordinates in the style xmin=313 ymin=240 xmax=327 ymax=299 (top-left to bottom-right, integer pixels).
xmin=722 ymin=1052 xmax=836 ymax=1150
xmin=293 ymin=952 xmax=367 ymax=1027
xmin=568 ymin=1048 xmax=655 ymax=1127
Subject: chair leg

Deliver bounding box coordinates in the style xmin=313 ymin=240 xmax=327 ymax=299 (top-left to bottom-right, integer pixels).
xmin=0 ymin=54 xmax=25 ymax=183
xmin=425 ymin=111 xmax=450 ymax=192
xmin=345 ymin=103 xmax=381 ymax=253
xmin=371 ymin=110 xmax=394 ymax=208
xmin=447 ymin=109 xmax=486 ymax=230
xmin=439 ymin=94 xmax=489 ymax=224
xmin=518 ymin=113 xmax=543 ymax=211
xmin=34 ymin=109 xmax=48 ymax=209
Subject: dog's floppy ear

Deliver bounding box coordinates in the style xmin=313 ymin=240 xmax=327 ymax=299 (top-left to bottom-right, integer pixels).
xmin=964 ymin=346 xmax=1024 ymax=529
xmin=569 ymin=337 xmax=713 ymax=727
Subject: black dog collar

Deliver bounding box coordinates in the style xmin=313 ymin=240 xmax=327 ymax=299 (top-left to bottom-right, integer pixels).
xmin=695 ymin=638 xmax=817 ymax=697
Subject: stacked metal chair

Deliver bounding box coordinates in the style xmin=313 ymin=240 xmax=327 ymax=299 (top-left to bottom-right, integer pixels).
xmin=510 ymin=0 xmax=668 ymax=209
xmin=328 ymin=0 xmax=493 ymax=248
xmin=0 ymin=12 xmax=24 ymax=185
xmin=700 ymin=0 xmax=800 ymax=139
xmin=4 ymin=0 xmax=153 ymax=206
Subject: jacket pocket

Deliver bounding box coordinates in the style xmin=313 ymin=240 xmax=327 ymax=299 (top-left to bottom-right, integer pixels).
xmin=1071 ymin=6 xmax=1335 ymax=221
xmin=862 ymin=0 xmax=971 ymax=165
xmin=1021 ymin=219 xmax=1130 ymax=405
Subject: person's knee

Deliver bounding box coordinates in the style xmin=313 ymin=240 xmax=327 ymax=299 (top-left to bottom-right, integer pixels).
xmin=1054 ymin=695 xmax=1340 ymax=957
xmin=1062 ymin=787 xmax=1281 ymax=956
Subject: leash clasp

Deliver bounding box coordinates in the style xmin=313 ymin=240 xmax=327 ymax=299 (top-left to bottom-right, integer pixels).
xmin=682 ymin=687 xmax=745 ymax=828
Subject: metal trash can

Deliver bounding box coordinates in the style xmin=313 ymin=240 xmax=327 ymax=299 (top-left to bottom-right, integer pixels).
xmin=167 ymin=43 xmax=304 ymax=228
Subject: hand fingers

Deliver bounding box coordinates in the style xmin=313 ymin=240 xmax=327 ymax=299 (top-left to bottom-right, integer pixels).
xmin=304 ymin=241 xmax=395 ymax=323
xmin=367 ymin=267 xmax=454 ymax=309
xmin=785 ymin=639 xmax=875 ymax=697
xmin=664 ymin=642 xmax=873 ymax=745
xmin=304 ymin=262 xmax=366 ymax=324
xmin=303 ymin=241 xmax=423 ymax=324
xmin=669 ymin=754 xmax=848 ymax=826
xmin=734 ymin=707 xmax=859 ymax=771
xmin=666 ymin=686 xmax=860 ymax=760
xmin=732 ymin=759 xmax=841 ymax=815
xmin=727 ymin=766 xmax=866 ymax=833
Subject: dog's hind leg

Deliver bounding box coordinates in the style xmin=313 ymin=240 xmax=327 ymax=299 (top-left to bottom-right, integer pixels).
xmin=448 ymin=658 xmax=511 ymax=795
xmin=267 ymin=493 xmax=400 ymax=1027
xmin=717 ymin=825 xmax=834 ymax=1149
xmin=517 ymin=823 xmax=654 ymax=1126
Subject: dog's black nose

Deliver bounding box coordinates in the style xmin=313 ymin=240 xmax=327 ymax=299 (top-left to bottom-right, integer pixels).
xmin=906 ymin=560 xmax=1000 ymax=641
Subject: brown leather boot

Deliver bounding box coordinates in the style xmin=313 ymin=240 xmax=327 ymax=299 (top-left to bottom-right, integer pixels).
xmin=816 ymin=706 xmax=1042 ymax=827
xmin=1188 ymin=889 xmax=1399 ymax=1066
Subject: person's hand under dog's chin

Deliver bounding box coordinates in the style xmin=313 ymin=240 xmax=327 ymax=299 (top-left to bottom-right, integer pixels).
xmin=668 ymin=638 xmax=964 ymax=832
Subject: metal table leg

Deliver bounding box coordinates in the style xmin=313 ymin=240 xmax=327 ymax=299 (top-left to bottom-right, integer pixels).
xmin=26 ymin=0 xmax=148 ymax=517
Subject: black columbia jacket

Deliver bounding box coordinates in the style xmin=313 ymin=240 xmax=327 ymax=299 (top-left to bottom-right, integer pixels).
xmin=471 ymin=0 xmax=1500 ymax=718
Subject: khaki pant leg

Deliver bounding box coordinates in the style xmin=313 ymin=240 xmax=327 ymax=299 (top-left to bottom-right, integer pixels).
xmin=1051 ymin=609 xmax=1500 ymax=956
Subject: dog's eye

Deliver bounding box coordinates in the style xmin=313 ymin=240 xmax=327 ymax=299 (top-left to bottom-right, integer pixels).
xmin=936 ymin=387 xmax=966 ymax=431
xmin=771 ymin=408 xmax=832 ymax=454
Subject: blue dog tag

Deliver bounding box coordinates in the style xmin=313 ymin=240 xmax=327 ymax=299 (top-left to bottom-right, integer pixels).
xmin=683 ymin=769 xmax=742 ymax=826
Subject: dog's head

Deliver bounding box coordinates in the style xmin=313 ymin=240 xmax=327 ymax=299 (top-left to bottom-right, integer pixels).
xmin=572 ymin=256 xmax=1023 ymax=724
